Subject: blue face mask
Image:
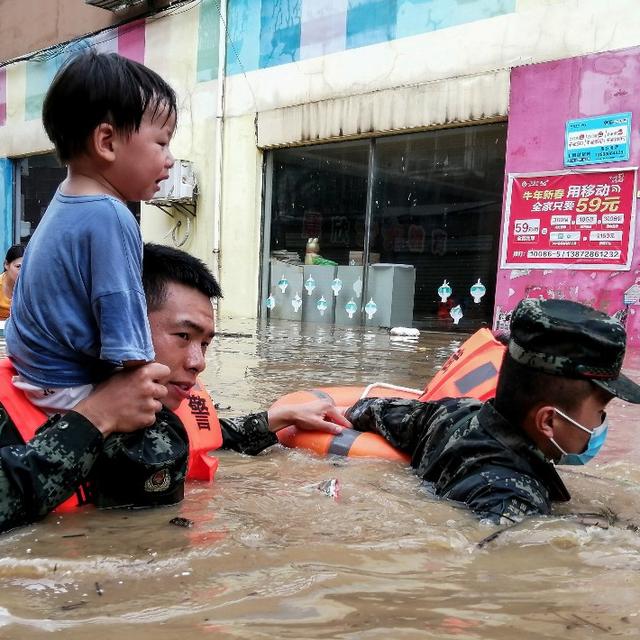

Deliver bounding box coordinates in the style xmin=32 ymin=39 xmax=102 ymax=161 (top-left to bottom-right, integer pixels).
xmin=549 ymin=407 xmax=608 ymax=465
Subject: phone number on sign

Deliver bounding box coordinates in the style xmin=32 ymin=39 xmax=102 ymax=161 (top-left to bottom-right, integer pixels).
xmin=526 ymin=249 xmax=622 ymax=259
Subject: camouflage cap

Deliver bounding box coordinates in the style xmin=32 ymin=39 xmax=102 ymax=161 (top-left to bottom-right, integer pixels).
xmin=88 ymin=410 xmax=188 ymax=509
xmin=508 ymin=298 xmax=640 ymax=404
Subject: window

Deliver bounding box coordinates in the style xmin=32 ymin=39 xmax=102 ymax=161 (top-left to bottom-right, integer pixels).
xmin=371 ymin=124 xmax=506 ymax=329
xmin=15 ymin=154 xmax=66 ymax=243
xmin=14 ymin=153 xmax=141 ymax=244
xmin=265 ymin=123 xmax=507 ymax=330
xmin=269 ymin=140 xmax=369 ymax=264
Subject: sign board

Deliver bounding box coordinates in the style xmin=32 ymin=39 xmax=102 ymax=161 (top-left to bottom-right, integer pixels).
xmin=624 ymin=284 xmax=640 ymax=305
xmin=564 ymin=112 xmax=631 ymax=166
xmin=501 ymin=169 xmax=637 ymax=270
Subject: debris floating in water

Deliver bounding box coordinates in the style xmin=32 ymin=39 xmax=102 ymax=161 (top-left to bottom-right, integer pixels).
xmin=317 ymin=478 xmax=341 ymax=499
xmin=169 ymin=517 xmax=194 ymax=528
xmin=60 ymin=601 xmax=88 ymax=611
xmin=389 ymin=327 xmax=420 ymax=337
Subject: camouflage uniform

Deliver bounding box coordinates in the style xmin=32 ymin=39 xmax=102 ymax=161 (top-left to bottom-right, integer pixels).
xmin=0 ymin=408 xmax=103 ymax=533
xmin=219 ymin=413 xmax=277 ymax=455
xmin=346 ymin=397 xmax=570 ymax=524
xmin=0 ymin=405 xmax=276 ymax=532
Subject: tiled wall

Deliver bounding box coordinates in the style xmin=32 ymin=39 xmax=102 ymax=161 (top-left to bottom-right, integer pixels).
xmin=3 ymin=0 xmax=221 ymax=127
xmin=23 ymin=21 xmax=147 ymax=121
xmin=226 ymin=0 xmax=516 ymax=74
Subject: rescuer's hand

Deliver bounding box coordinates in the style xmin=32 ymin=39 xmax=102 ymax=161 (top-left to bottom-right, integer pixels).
xmin=74 ymin=362 xmax=170 ymax=437
xmin=267 ymin=399 xmax=352 ymax=434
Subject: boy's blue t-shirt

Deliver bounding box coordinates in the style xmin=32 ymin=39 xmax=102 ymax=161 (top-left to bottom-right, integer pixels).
xmin=5 ymin=191 xmax=155 ymax=387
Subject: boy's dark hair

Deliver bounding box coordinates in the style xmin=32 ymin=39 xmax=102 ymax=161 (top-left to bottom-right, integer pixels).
xmin=143 ymin=243 xmax=222 ymax=311
xmin=4 ymin=244 xmax=25 ymax=266
xmin=494 ymin=352 xmax=595 ymax=426
xmin=43 ymin=50 xmax=177 ymax=163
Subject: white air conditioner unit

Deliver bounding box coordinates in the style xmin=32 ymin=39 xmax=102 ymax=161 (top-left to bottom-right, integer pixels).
xmin=85 ymin=0 xmax=146 ymax=12
xmin=148 ymin=160 xmax=197 ymax=205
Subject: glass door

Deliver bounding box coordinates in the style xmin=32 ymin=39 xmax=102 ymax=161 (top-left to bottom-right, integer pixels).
xmin=264 ymin=140 xmax=369 ymax=325
xmin=370 ymin=123 xmax=507 ymax=330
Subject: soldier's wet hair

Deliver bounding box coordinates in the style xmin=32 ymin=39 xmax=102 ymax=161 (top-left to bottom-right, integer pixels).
xmin=42 ymin=50 xmax=177 ymax=163
xmin=494 ymin=352 xmax=596 ymax=426
xmin=143 ymin=243 xmax=222 ymax=311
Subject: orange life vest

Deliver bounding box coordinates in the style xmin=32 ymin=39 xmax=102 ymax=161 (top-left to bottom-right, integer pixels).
xmin=0 ymin=358 xmax=223 ymax=510
xmin=173 ymin=378 xmax=223 ymax=481
xmin=420 ymin=328 xmax=505 ymax=402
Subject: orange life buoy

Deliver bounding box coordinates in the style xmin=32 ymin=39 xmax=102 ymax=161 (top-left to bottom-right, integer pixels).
xmin=273 ymin=328 xmax=506 ymax=461
xmin=272 ymin=387 xmax=413 ymax=463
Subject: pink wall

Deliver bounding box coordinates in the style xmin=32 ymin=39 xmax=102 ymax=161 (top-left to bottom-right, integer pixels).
xmin=117 ymin=20 xmax=145 ymax=64
xmin=494 ymin=46 xmax=640 ymax=346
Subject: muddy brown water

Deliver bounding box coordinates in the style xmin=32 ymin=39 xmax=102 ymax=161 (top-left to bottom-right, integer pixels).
xmin=0 ymin=319 xmax=639 ymax=639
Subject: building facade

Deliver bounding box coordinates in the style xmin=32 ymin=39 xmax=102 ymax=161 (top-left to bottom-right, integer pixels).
xmin=1 ymin=0 xmax=640 ymax=342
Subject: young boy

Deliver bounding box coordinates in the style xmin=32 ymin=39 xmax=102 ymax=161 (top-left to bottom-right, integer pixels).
xmin=5 ymin=51 xmax=176 ymax=413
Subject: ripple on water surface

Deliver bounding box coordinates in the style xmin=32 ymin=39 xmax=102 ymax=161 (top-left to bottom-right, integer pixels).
xmin=0 ymin=319 xmax=639 ymax=638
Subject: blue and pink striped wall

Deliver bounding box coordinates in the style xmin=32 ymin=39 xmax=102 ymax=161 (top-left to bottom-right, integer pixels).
xmin=0 ymin=0 xmax=516 ymax=128
xmin=226 ymin=0 xmax=516 ymax=73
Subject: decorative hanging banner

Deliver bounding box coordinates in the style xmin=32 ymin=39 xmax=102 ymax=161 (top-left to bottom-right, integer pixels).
xmin=364 ymin=299 xmax=378 ymax=320
xmin=277 ymin=275 xmax=289 ymax=293
xmin=304 ymin=275 xmax=316 ymax=296
xmin=353 ymin=277 xmax=363 ymax=299
xmin=470 ymin=279 xmax=486 ymax=303
xmin=450 ymin=305 xmax=463 ymax=325
xmin=437 ymin=280 xmax=452 ymax=303
xmin=316 ymin=296 xmax=328 ymax=316
xmin=500 ymin=169 xmax=637 ymax=271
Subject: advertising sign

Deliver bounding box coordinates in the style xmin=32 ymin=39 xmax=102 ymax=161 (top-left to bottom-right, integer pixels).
xmin=501 ymin=169 xmax=637 ymax=270
xmin=564 ymin=112 xmax=631 ymax=166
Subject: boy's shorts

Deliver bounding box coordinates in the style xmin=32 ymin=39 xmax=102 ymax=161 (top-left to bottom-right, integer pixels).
xmin=12 ymin=376 xmax=93 ymax=416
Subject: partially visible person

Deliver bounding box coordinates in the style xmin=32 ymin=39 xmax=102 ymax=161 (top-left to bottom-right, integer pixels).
xmin=5 ymin=50 xmax=176 ymax=415
xmin=140 ymin=243 xmax=349 ymax=458
xmin=0 ymin=362 xmax=169 ymax=532
xmin=0 ymin=244 xmax=348 ymax=531
xmin=0 ymin=244 xmax=25 ymax=320
xmin=345 ymin=298 xmax=640 ymax=524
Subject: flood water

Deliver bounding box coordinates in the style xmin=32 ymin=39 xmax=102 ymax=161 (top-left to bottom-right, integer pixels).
xmin=1 ymin=318 xmax=639 ymax=639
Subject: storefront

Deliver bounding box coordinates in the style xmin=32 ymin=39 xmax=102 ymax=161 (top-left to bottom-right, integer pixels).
xmin=493 ymin=45 xmax=640 ymax=347
xmin=262 ymin=123 xmax=507 ymax=330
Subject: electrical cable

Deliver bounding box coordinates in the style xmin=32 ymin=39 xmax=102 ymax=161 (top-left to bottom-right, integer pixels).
xmin=172 ymin=213 xmax=191 ymax=247
xmin=161 ymin=211 xmax=191 ymax=247
xmin=210 ymin=0 xmax=258 ymax=112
